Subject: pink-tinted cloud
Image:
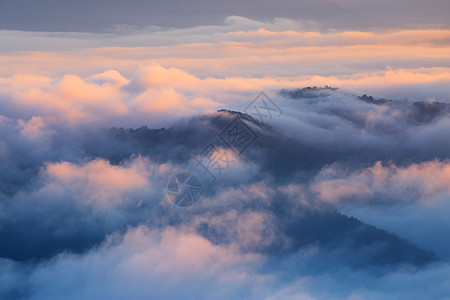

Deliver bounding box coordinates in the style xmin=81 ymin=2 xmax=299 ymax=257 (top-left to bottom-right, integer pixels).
xmin=44 ymin=157 xmax=153 ymax=205
xmin=312 ymin=160 xmax=450 ymax=204
xmin=1 ymin=65 xmax=448 ymax=128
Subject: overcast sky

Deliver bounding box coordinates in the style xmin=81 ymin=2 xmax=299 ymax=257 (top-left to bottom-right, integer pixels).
xmin=1 ymin=0 xmax=449 ymax=32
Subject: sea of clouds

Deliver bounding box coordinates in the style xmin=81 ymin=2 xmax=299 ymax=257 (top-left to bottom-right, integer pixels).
xmin=1 ymin=16 xmax=449 ymax=299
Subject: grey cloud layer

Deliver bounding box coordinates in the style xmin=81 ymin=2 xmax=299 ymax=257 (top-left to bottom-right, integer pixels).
xmin=1 ymin=0 xmax=449 ymax=32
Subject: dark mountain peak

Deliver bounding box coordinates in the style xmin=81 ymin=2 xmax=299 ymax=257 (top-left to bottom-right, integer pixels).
xmin=217 ymin=108 xmax=271 ymax=129
xmin=358 ymin=94 xmax=392 ymax=105
xmin=409 ymin=101 xmax=450 ymax=124
xmin=279 ymin=86 xmax=338 ymax=99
